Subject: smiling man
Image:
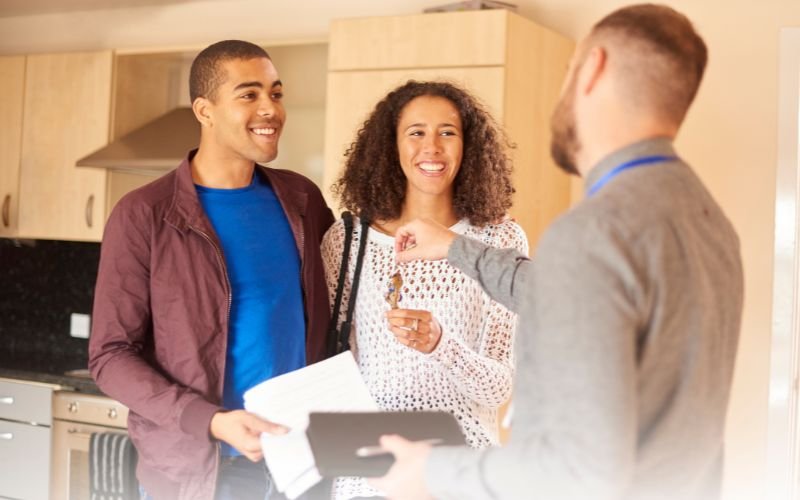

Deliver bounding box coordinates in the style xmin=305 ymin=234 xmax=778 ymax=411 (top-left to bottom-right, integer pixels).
xmin=89 ymin=40 xmax=334 ymax=500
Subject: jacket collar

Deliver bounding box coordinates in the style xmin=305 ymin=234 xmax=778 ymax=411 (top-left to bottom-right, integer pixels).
xmin=163 ymin=150 xmax=202 ymax=233
xmin=163 ymin=149 xmax=309 ymax=240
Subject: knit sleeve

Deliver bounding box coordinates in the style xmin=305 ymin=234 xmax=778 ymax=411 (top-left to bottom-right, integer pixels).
xmin=430 ymin=220 xmax=529 ymax=407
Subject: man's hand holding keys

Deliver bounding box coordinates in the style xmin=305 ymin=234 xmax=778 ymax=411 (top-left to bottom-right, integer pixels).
xmin=394 ymin=218 xmax=458 ymax=263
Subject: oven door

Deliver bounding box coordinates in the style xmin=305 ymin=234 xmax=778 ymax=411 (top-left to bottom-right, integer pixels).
xmin=50 ymin=419 xmax=128 ymax=500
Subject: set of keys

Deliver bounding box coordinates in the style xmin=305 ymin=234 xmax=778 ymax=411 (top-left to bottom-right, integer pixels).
xmin=384 ymin=231 xmax=417 ymax=308
xmin=385 ymin=270 xmax=403 ymax=309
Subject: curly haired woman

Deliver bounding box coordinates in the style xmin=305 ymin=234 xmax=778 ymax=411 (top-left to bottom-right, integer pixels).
xmin=321 ymin=80 xmax=528 ymax=499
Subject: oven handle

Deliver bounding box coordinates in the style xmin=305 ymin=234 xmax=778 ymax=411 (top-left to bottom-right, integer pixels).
xmin=66 ymin=428 xmax=93 ymax=438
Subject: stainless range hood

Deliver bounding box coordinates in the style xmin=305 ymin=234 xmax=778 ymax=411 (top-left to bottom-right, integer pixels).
xmin=77 ymin=107 xmax=199 ymax=172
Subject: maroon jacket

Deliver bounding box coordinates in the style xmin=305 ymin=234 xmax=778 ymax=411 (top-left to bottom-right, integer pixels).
xmin=89 ymin=152 xmax=334 ymax=500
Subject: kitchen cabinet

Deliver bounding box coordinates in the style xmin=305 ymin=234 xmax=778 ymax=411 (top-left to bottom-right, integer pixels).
xmin=18 ymin=51 xmax=112 ymax=241
xmin=0 ymin=51 xmax=165 ymax=242
xmin=324 ymin=9 xmax=575 ymax=249
xmin=0 ymin=56 xmax=25 ymax=238
xmin=0 ymin=378 xmax=56 ymax=500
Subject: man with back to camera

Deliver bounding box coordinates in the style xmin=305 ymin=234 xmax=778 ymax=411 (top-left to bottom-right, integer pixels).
xmin=89 ymin=40 xmax=334 ymax=500
xmin=372 ymin=4 xmax=744 ymax=500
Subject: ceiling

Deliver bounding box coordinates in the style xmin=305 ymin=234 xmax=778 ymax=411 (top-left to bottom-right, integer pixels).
xmin=0 ymin=0 xmax=200 ymax=17
xmin=5 ymin=0 xmax=795 ymax=57
xmin=0 ymin=0 xmax=596 ymax=55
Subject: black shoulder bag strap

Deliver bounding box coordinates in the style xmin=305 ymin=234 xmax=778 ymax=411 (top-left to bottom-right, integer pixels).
xmin=327 ymin=212 xmax=354 ymax=355
xmin=328 ymin=212 xmax=370 ymax=355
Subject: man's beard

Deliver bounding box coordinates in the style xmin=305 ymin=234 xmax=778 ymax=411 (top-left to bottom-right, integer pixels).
xmin=550 ymin=81 xmax=581 ymax=176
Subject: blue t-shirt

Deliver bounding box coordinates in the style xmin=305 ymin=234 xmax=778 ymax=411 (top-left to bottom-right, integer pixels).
xmin=196 ymin=173 xmax=306 ymax=456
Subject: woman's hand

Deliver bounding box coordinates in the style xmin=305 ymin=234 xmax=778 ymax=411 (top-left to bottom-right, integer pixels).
xmin=385 ymin=309 xmax=442 ymax=354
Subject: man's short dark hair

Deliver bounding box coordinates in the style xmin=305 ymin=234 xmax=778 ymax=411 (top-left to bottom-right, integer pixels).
xmin=591 ymin=3 xmax=707 ymax=124
xmin=189 ymin=40 xmax=271 ymax=103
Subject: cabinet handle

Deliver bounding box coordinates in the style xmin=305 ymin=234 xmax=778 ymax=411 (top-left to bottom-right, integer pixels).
xmin=85 ymin=194 xmax=94 ymax=228
xmin=1 ymin=194 xmax=9 ymax=227
xmin=107 ymin=408 xmax=118 ymax=419
xmin=0 ymin=397 xmax=14 ymax=405
xmin=67 ymin=402 xmax=79 ymax=413
xmin=0 ymin=433 xmax=12 ymax=440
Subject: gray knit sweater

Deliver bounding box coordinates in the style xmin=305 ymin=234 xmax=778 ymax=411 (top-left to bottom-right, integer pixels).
xmin=426 ymin=138 xmax=744 ymax=500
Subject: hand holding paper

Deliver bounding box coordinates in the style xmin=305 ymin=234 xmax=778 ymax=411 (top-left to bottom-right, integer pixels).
xmin=243 ymin=352 xmax=378 ymax=499
xmin=209 ymin=409 xmax=288 ymax=462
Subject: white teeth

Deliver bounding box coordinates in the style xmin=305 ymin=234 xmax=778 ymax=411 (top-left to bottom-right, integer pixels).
xmin=418 ymin=162 xmax=445 ymax=172
xmin=252 ymin=128 xmax=276 ymax=135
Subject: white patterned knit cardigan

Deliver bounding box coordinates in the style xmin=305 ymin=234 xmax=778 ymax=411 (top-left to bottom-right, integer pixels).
xmin=321 ymin=217 xmax=528 ymax=499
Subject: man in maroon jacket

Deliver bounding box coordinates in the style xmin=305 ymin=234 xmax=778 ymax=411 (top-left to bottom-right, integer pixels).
xmin=89 ymin=40 xmax=334 ymax=500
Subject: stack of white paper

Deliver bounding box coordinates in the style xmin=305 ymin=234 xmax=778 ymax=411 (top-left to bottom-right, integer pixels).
xmin=243 ymin=351 xmax=378 ymax=499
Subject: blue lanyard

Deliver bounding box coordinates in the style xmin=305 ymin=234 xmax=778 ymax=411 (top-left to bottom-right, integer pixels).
xmin=587 ymin=155 xmax=677 ymax=197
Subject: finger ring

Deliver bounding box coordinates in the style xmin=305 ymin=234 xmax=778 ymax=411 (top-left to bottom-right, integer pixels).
xmin=412 ymin=318 xmax=419 ymax=331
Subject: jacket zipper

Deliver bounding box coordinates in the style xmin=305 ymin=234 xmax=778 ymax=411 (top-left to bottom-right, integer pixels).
xmin=298 ymin=220 xmax=311 ymax=356
xmin=189 ymin=224 xmax=231 ymax=500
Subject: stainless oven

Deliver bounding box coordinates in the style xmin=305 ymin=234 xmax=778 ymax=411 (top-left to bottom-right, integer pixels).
xmin=51 ymin=391 xmax=129 ymax=500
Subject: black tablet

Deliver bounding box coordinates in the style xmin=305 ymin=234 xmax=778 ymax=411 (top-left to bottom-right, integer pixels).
xmin=306 ymin=411 xmax=466 ymax=477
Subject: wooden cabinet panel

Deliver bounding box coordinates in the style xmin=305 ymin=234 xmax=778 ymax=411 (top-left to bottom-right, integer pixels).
xmin=107 ymin=171 xmax=159 ymax=216
xmin=329 ymin=10 xmax=507 ymax=71
xmin=0 ymin=56 xmax=25 ymax=237
xmin=323 ymin=66 xmax=505 ymax=208
xmin=503 ymin=13 xmax=575 ymax=249
xmin=18 ymin=51 xmax=112 ymax=241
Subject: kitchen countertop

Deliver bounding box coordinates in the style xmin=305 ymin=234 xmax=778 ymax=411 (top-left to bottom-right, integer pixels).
xmin=0 ymin=367 xmax=103 ymax=396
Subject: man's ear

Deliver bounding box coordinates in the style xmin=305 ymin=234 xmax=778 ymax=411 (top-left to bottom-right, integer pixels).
xmin=577 ymin=46 xmax=607 ymax=96
xmin=192 ymin=97 xmax=213 ymax=127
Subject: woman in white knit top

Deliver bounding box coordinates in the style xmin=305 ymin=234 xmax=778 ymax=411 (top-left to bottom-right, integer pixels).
xmin=321 ymin=80 xmax=528 ymax=499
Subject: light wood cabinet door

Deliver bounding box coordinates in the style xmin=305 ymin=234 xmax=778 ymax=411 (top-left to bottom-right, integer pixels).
xmin=328 ymin=10 xmax=507 ymax=71
xmin=0 ymin=56 xmax=25 ymax=237
xmin=18 ymin=51 xmax=112 ymax=241
xmin=502 ymin=13 xmax=574 ymax=249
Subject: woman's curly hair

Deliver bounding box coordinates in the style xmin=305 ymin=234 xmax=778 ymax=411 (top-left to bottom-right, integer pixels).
xmin=332 ymin=80 xmax=515 ymax=227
